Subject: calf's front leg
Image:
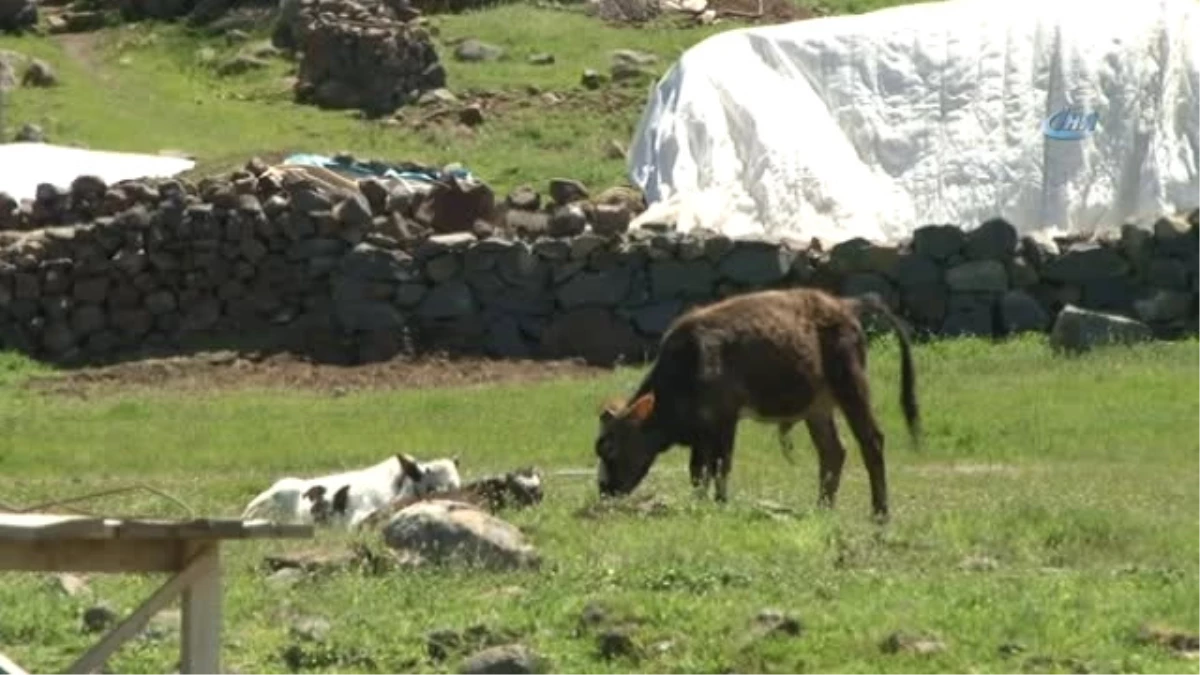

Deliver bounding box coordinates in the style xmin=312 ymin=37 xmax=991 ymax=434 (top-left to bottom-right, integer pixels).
xmin=688 ymin=446 xmax=711 ymax=499
xmin=777 ymin=421 xmax=797 ymax=464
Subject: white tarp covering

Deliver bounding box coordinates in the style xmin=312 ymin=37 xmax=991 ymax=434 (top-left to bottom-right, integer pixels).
xmin=0 ymin=143 xmax=195 ymax=202
xmin=627 ymin=0 xmax=1200 ymax=245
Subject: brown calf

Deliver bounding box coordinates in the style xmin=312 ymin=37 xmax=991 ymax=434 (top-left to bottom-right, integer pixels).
xmin=594 ymin=287 xmax=920 ymax=521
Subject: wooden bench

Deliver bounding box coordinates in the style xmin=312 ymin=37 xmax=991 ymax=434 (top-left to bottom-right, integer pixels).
xmin=0 ymin=513 xmax=313 ymax=674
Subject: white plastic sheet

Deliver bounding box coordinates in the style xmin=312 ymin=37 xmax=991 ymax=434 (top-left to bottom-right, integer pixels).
xmin=627 ymin=0 xmax=1200 ymax=245
xmin=0 ymin=143 xmax=195 ymax=202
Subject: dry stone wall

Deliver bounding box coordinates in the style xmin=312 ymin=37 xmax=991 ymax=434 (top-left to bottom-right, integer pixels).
xmin=0 ymin=162 xmax=1195 ymax=367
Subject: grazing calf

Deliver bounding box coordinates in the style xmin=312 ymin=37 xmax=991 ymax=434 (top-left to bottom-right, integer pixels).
xmin=240 ymin=453 xmax=462 ymax=526
xmin=353 ymin=467 xmax=544 ymax=529
xmin=594 ymin=288 xmax=920 ymax=521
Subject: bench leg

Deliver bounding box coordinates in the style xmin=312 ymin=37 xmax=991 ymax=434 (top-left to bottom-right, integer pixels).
xmin=180 ymin=545 xmax=221 ymax=674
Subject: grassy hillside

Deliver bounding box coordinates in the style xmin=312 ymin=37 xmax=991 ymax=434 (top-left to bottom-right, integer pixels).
xmin=0 ymin=0 xmax=929 ymax=194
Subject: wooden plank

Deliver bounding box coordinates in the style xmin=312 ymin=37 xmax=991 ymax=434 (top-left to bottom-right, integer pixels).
xmin=234 ymin=520 xmax=314 ymax=539
xmin=180 ymin=545 xmax=221 ymax=675
xmin=0 ymin=515 xmax=312 ymax=543
xmin=0 ymin=514 xmax=112 ymax=541
xmin=0 ymin=539 xmax=187 ymax=573
xmin=114 ymin=519 xmax=312 ymax=540
xmin=65 ymin=549 xmax=212 ymax=675
xmin=0 ymin=651 xmax=28 ymax=675
xmin=114 ymin=519 xmax=240 ymax=540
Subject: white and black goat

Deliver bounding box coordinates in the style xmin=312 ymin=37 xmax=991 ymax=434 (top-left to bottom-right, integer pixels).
xmin=240 ymin=453 xmax=462 ymax=527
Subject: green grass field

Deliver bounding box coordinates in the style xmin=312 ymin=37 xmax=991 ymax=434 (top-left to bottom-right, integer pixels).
xmin=2 ymin=1 xmax=1199 ymax=673
xmin=0 ymin=336 xmax=1196 ymax=674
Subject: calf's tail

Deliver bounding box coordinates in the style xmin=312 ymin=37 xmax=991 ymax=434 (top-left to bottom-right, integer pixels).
xmin=852 ymin=293 xmax=921 ymax=448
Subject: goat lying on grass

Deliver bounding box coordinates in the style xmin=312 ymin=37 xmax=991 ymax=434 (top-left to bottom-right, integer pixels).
xmin=354 ymin=467 xmax=544 ymax=530
xmin=241 ymin=453 xmax=462 ymax=527
xmin=303 ymin=484 xmax=351 ymax=527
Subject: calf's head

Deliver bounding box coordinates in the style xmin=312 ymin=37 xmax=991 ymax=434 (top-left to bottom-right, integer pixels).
xmin=595 ymin=392 xmax=663 ymax=497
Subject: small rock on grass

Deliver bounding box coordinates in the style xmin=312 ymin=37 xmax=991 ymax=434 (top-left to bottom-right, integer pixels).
xmin=753 ymin=609 xmax=803 ymax=637
xmin=611 ymin=48 xmax=658 ymax=66
xmin=958 ymin=554 xmax=999 ymax=572
xmin=548 ymin=178 xmax=588 ymax=206
xmin=580 ymin=69 xmax=605 ymax=90
xmin=459 ymin=104 xmax=484 ymax=127
xmin=454 ymin=38 xmax=504 ymax=63
xmin=290 ymin=616 xmax=331 ymax=643
xmin=140 ymin=609 xmax=181 ymax=642
xmin=880 ymin=631 xmax=946 ymax=655
xmin=597 ymin=627 xmax=642 ymax=661
xmin=82 ymin=604 xmax=118 ymax=633
xmin=736 ymin=608 xmax=804 ymax=651
xmin=998 ymin=642 xmax=1026 ymax=657
xmin=49 ymin=573 xmax=90 ymax=597
xmin=578 ymin=601 xmax=609 ymax=630
xmin=459 ymin=643 xmax=546 ymax=674
xmin=266 ymin=567 xmax=305 ymax=588
xmin=22 ymin=59 xmax=57 ymax=87
xmin=1136 ymin=623 xmax=1199 ymax=655
xmin=216 ymin=55 xmax=269 ymax=77
xmin=15 ymin=122 xmax=46 ymax=142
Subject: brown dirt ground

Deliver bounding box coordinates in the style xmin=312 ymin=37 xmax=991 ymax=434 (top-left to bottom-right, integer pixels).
xmin=708 ymin=0 xmax=816 ymax=23
xmin=24 ymin=351 xmax=611 ymax=398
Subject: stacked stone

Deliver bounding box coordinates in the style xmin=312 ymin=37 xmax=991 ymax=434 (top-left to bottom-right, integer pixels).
xmin=0 ymin=163 xmax=1195 ymax=367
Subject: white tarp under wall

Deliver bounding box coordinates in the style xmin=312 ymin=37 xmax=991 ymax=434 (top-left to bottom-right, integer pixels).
xmin=627 ymin=0 xmax=1200 ymax=245
xmin=0 ymin=143 xmax=195 ymax=202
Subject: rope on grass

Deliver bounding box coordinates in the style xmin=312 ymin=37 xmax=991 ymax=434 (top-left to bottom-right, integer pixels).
xmin=0 ymin=484 xmax=196 ymax=519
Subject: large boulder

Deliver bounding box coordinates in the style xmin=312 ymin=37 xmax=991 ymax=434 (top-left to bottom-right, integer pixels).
xmin=1049 ymin=304 xmax=1152 ymax=353
xmin=0 ymin=0 xmax=37 ymax=33
xmin=999 ymin=289 xmax=1049 ymax=334
xmin=383 ymin=500 xmax=540 ymax=571
xmin=539 ymin=307 xmax=642 ymax=367
xmin=0 ymin=50 xmax=23 ymax=90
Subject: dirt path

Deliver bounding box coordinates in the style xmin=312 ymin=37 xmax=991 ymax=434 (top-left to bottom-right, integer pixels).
xmin=24 ymin=351 xmax=613 ymax=398
xmin=52 ymin=30 xmax=113 ymax=83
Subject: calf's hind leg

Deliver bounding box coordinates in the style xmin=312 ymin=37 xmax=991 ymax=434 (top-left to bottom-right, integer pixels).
xmin=805 ymin=412 xmax=847 ymax=510
xmin=710 ymin=419 xmax=738 ymax=503
xmin=828 ymin=347 xmax=889 ymax=521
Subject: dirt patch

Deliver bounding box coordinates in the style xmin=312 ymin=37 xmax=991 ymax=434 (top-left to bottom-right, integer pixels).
xmin=24 ymin=351 xmax=610 ymax=398
xmin=911 ymin=463 xmax=1022 ymax=478
xmin=1136 ymin=623 xmax=1200 ymax=658
xmin=53 ymin=31 xmax=111 ymax=82
xmin=574 ymin=493 xmax=672 ymax=520
xmin=407 ymin=85 xmax=645 ymax=133
xmin=707 ymin=0 xmax=815 ymax=23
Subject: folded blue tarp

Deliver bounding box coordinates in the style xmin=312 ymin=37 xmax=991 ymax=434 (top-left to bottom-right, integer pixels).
xmin=282 ymin=153 xmax=474 ymax=184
